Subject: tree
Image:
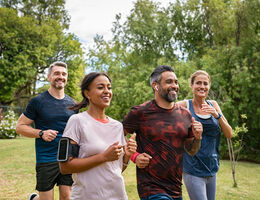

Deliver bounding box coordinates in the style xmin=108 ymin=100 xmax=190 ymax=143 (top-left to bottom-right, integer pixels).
xmin=0 ymin=0 xmax=70 ymax=28
xmin=0 ymin=8 xmax=58 ymax=105
xmin=0 ymin=1 xmax=85 ymax=106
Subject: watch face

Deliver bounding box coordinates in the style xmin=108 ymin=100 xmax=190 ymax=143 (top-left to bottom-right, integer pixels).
xmin=39 ymin=131 xmax=44 ymax=137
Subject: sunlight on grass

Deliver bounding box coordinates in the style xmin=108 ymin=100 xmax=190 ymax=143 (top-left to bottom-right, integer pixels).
xmin=1 ymin=137 xmax=259 ymax=200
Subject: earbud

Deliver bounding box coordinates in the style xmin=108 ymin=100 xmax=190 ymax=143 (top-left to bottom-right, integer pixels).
xmin=155 ymin=86 xmax=158 ymax=91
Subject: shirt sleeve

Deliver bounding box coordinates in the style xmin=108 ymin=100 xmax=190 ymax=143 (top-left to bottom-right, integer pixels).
xmin=122 ymin=106 xmax=141 ymax=134
xmin=63 ymin=114 xmax=81 ymax=144
xmin=23 ymin=98 xmax=37 ymax=120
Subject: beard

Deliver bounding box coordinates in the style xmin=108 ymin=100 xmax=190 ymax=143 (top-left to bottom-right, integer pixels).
xmin=51 ymin=79 xmax=66 ymax=90
xmin=159 ymin=87 xmax=178 ymax=102
xmin=53 ymin=84 xmax=64 ymax=90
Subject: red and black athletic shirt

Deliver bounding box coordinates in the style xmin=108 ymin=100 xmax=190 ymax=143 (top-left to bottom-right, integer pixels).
xmin=122 ymin=100 xmax=194 ymax=198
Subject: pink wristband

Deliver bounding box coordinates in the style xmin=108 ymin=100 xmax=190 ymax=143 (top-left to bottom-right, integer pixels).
xmin=130 ymin=152 xmax=140 ymax=163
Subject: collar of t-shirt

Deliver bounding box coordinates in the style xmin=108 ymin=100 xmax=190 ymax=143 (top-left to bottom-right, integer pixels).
xmin=95 ymin=117 xmax=109 ymax=123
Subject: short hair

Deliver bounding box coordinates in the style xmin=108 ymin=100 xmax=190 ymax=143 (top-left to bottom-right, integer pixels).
xmin=190 ymin=70 xmax=211 ymax=85
xmin=48 ymin=61 xmax=67 ymax=75
xmin=149 ymin=65 xmax=175 ymax=86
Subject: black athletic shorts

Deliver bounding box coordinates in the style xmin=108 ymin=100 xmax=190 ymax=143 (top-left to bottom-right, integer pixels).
xmin=36 ymin=161 xmax=73 ymax=191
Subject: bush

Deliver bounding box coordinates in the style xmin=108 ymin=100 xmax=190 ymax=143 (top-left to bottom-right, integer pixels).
xmin=0 ymin=110 xmax=18 ymax=139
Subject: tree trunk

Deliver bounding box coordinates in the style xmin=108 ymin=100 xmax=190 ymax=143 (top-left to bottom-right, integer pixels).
xmin=227 ymin=138 xmax=237 ymax=187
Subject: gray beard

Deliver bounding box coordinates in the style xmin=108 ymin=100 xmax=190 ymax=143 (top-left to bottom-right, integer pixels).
xmin=165 ymin=92 xmax=178 ymax=102
xmin=52 ymin=83 xmax=64 ymax=90
xmin=159 ymin=88 xmax=178 ymax=102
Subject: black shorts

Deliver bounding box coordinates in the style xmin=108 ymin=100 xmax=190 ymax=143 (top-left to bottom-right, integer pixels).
xmin=36 ymin=161 xmax=73 ymax=192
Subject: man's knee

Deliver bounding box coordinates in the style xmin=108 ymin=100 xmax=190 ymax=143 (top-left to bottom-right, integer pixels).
xmin=59 ymin=192 xmax=70 ymax=200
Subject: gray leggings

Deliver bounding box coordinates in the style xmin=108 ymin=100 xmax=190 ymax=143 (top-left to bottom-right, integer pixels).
xmin=183 ymin=172 xmax=216 ymax=200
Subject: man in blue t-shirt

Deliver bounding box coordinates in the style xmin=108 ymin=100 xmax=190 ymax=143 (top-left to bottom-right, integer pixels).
xmin=16 ymin=61 xmax=78 ymax=200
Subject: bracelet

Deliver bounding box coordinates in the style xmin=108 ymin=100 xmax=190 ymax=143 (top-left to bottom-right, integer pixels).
xmin=130 ymin=152 xmax=140 ymax=163
xmin=123 ymin=160 xmax=130 ymax=167
xmin=193 ymin=138 xmax=201 ymax=143
xmin=216 ymin=112 xmax=222 ymax=119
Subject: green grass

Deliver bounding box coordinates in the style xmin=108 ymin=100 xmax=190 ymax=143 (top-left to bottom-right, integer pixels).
xmin=1 ymin=137 xmax=260 ymax=200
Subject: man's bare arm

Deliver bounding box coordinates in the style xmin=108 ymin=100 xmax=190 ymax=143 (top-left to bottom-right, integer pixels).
xmin=184 ymin=137 xmax=201 ymax=156
xmin=184 ymin=117 xmax=203 ymax=156
xmin=16 ymin=114 xmax=40 ymax=138
xmin=16 ymin=114 xmax=57 ymax=141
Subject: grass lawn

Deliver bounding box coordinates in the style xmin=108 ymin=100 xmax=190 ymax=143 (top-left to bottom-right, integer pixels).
xmin=0 ymin=137 xmax=259 ymax=200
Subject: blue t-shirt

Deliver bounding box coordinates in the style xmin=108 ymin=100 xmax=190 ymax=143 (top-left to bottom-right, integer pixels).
xmin=24 ymin=91 xmax=77 ymax=163
xmin=183 ymin=100 xmax=221 ymax=177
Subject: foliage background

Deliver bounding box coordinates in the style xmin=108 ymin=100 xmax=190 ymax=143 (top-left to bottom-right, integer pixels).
xmin=0 ymin=0 xmax=85 ymax=106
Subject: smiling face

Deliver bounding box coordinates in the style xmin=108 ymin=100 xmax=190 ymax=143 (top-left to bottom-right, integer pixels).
xmin=191 ymin=74 xmax=210 ymax=98
xmin=157 ymin=71 xmax=179 ymax=102
xmin=48 ymin=65 xmax=68 ymax=90
xmin=84 ymin=75 xmax=112 ymax=109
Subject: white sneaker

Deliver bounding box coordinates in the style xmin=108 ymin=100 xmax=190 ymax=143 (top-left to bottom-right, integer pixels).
xmin=28 ymin=193 xmax=38 ymax=200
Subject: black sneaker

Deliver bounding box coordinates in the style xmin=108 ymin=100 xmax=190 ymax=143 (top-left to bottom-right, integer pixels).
xmin=28 ymin=193 xmax=38 ymax=200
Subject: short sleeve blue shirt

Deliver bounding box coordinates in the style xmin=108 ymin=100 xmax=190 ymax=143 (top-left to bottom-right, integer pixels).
xmin=183 ymin=100 xmax=221 ymax=177
xmin=24 ymin=91 xmax=77 ymax=163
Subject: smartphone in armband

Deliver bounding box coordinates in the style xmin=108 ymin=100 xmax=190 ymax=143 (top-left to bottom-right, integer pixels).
xmin=57 ymin=137 xmax=69 ymax=162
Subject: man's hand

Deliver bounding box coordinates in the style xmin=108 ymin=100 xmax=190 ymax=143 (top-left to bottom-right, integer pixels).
xmin=42 ymin=130 xmax=58 ymax=142
xmin=125 ymin=133 xmax=137 ymax=156
xmin=191 ymin=117 xmax=202 ymax=140
xmin=184 ymin=117 xmax=203 ymax=156
xmin=135 ymin=153 xmax=152 ymax=168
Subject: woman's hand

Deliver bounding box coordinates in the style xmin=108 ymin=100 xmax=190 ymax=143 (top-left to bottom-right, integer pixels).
xmin=103 ymin=142 xmax=123 ymax=162
xmin=124 ymin=133 xmax=137 ymax=156
xmin=201 ymin=103 xmax=219 ymax=118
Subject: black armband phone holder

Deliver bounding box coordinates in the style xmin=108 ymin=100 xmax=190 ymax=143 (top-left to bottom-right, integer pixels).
xmin=57 ymin=137 xmax=79 ymax=162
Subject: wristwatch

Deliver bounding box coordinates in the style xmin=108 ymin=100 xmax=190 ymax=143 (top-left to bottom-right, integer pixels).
xmin=38 ymin=130 xmax=44 ymax=139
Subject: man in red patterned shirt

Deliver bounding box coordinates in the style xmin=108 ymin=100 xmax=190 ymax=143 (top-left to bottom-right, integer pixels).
xmin=122 ymin=65 xmax=203 ymax=200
